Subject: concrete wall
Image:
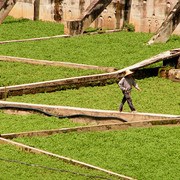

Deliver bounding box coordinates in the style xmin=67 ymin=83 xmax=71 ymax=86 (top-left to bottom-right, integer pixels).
xmin=9 ymin=0 xmax=34 ymax=20
xmin=130 ymin=0 xmax=180 ymax=34
xmin=9 ymin=0 xmax=180 ymax=35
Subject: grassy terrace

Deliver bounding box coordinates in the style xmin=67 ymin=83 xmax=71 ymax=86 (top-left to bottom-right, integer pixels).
xmin=0 ymin=111 xmax=87 ymax=134
xmin=0 ymin=16 xmax=64 ymax=41
xmin=0 ymin=61 xmax=103 ymax=86
xmin=7 ymin=77 xmax=180 ymax=115
xmin=0 ymin=16 xmax=180 ymax=180
xmin=14 ymin=126 xmax=180 ymax=180
xmin=0 ymin=144 xmax=115 ymax=180
xmin=0 ymin=33 xmax=179 ymax=69
xmin=0 ymin=18 xmax=180 ymax=69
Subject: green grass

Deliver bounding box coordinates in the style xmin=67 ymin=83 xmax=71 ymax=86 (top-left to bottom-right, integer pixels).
xmin=7 ymin=77 xmax=180 ymax=115
xmin=0 ymin=111 xmax=87 ymax=134
xmin=0 ymin=144 xmax=115 ymax=180
xmin=0 ymin=61 xmax=104 ymax=86
xmin=14 ymin=126 xmax=180 ymax=180
xmin=0 ymin=17 xmax=180 ymax=180
xmin=0 ymin=27 xmax=179 ymax=69
xmin=0 ymin=16 xmax=64 ymax=41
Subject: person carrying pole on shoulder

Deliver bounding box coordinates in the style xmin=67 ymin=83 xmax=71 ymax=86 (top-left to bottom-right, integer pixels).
xmin=118 ymin=69 xmax=141 ymax=113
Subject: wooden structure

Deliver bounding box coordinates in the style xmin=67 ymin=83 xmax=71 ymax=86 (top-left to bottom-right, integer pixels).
xmin=148 ymin=1 xmax=180 ymax=44
xmin=0 ymin=48 xmax=179 ymax=98
xmin=0 ymin=0 xmax=17 ymax=24
xmin=0 ymin=0 xmax=180 ymax=36
xmin=65 ymin=0 xmax=113 ymax=36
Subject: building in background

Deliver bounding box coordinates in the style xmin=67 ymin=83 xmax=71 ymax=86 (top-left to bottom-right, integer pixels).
xmin=9 ymin=0 xmax=180 ymax=35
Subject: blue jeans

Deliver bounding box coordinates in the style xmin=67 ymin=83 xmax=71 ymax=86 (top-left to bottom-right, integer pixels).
xmin=119 ymin=90 xmax=136 ymax=111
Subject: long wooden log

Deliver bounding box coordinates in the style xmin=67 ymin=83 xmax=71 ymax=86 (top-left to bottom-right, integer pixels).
xmin=0 ymin=137 xmax=136 ymax=180
xmin=1 ymin=118 xmax=180 ymax=139
xmin=0 ymin=49 xmax=179 ymax=98
xmin=0 ymin=0 xmax=17 ymax=24
xmin=148 ymin=1 xmax=180 ymax=44
xmin=65 ymin=0 xmax=112 ymax=36
xmin=0 ymin=55 xmax=117 ymax=72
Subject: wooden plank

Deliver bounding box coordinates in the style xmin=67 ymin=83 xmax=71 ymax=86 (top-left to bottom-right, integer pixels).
xmin=0 ymin=55 xmax=117 ymax=72
xmin=0 ymin=49 xmax=179 ymax=98
xmin=119 ymin=49 xmax=180 ymax=72
xmin=0 ymin=35 xmax=70 ymax=44
xmin=1 ymin=118 xmax=180 ymax=139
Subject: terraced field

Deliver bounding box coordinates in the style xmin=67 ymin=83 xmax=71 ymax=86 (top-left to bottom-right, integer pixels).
xmin=0 ymin=16 xmax=179 ymax=180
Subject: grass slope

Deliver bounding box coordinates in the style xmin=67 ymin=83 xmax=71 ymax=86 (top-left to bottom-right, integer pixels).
xmin=0 ymin=144 xmax=115 ymax=180
xmin=0 ymin=16 xmax=180 ymax=180
xmin=14 ymin=126 xmax=180 ymax=180
xmin=0 ymin=111 xmax=87 ymax=134
xmin=0 ymin=61 xmax=103 ymax=86
xmin=0 ymin=17 xmax=179 ymax=69
xmin=7 ymin=77 xmax=180 ymax=115
xmin=0 ymin=16 xmax=64 ymax=41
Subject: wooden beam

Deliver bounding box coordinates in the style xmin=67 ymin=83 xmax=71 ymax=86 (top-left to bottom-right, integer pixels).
xmin=65 ymin=0 xmax=112 ymax=36
xmin=148 ymin=1 xmax=180 ymax=44
xmin=1 ymin=118 xmax=180 ymax=139
xmin=0 ymin=49 xmax=179 ymax=98
xmin=0 ymin=0 xmax=17 ymax=24
xmin=34 ymin=0 xmax=40 ymax=20
xmin=0 ymin=137 xmax=136 ymax=180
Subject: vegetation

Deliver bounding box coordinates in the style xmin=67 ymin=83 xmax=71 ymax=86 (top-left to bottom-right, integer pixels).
xmin=0 ymin=144 xmax=114 ymax=180
xmin=0 ymin=111 xmax=88 ymax=134
xmin=123 ymin=23 xmax=135 ymax=32
xmin=14 ymin=126 xmax=180 ymax=180
xmin=0 ymin=16 xmax=64 ymax=41
xmin=7 ymin=77 xmax=180 ymax=115
xmin=0 ymin=61 xmax=103 ymax=86
xmin=0 ymin=17 xmax=179 ymax=69
xmin=0 ymin=16 xmax=179 ymax=180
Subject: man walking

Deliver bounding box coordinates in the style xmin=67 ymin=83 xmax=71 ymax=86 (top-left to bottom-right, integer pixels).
xmin=118 ymin=69 xmax=141 ymax=112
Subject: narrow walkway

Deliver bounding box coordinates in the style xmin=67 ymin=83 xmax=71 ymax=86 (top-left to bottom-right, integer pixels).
xmin=1 ymin=118 xmax=180 ymax=139
xmin=0 ymin=29 xmax=121 ymax=44
xmin=1 ymin=101 xmax=179 ymax=124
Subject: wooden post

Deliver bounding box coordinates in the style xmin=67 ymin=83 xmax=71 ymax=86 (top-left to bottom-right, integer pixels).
xmin=34 ymin=0 xmax=40 ymax=20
